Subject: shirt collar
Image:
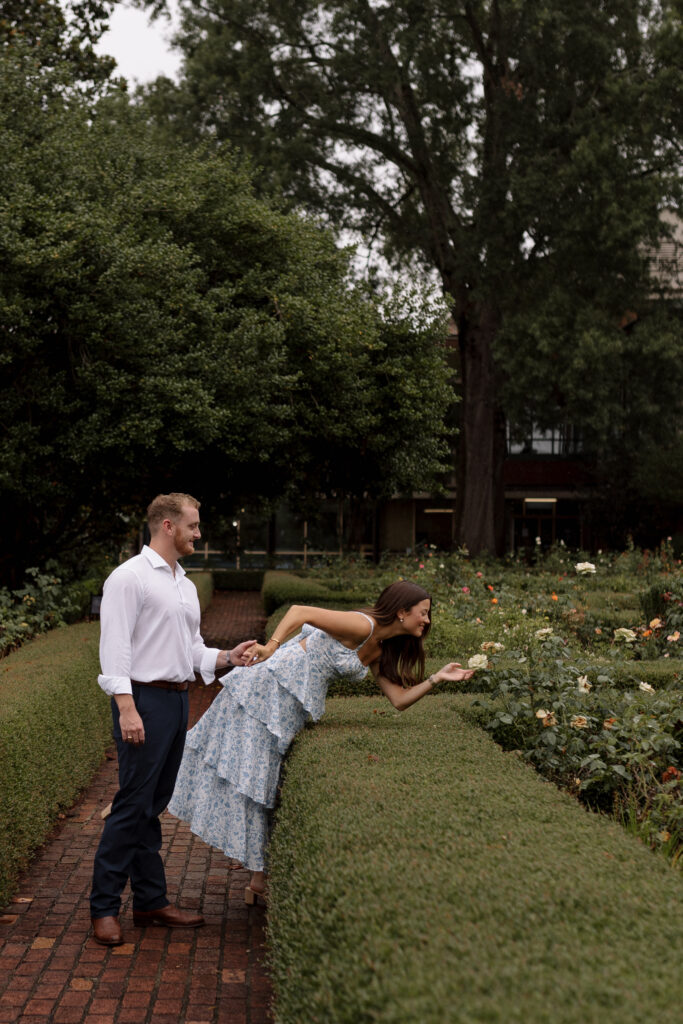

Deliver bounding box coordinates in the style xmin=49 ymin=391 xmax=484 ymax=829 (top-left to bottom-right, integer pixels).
xmin=141 ymin=544 xmax=186 ymax=577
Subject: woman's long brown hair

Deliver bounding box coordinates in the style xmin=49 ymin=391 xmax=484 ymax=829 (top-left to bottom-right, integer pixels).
xmin=363 ymin=580 xmax=431 ymax=687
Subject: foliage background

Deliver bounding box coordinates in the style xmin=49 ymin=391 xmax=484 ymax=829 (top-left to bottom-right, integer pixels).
xmin=0 ymin=39 xmax=454 ymax=585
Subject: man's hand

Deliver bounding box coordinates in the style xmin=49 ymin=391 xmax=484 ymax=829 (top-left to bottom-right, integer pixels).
xmin=227 ymin=640 xmax=258 ymax=667
xmin=115 ymin=694 xmax=145 ymax=745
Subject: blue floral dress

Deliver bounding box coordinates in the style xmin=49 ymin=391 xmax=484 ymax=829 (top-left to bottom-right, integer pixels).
xmin=167 ymin=617 xmax=373 ymax=870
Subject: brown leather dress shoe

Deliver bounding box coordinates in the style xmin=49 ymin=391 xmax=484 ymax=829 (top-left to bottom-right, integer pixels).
xmin=91 ymin=915 xmax=123 ymax=946
xmin=133 ymin=903 xmax=204 ymax=928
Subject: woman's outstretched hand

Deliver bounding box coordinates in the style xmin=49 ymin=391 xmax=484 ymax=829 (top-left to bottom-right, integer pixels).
xmin=433 ymin=662 xmax=476 ymax=684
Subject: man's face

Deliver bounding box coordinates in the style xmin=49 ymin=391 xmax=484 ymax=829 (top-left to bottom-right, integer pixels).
xmin=170 ymin=504 xmax=201 ymax=558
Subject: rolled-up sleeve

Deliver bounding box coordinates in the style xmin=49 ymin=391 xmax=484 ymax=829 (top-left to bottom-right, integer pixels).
xmin=97 ymin=569 xmax=143 ymax=696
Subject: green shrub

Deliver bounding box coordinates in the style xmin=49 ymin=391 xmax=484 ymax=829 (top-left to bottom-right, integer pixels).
xmin=211 ymin=569 xmax=265 ymax=591
xmin=269 ymin=696 xmax=683 ymax=1024
xmin=0 ymin=566 xmax=106 ymax=657
xmin=261 ymin=571 xmax=367 ymax=615
xmin=470 ymin=640 xmax=683 ymax=856
xmin=186 ymin=570 xmax=214 ymax=612
xmin=0 ymin=622 xmax=110 ymax=905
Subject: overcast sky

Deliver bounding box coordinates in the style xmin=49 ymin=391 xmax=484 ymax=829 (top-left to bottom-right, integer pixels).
xmin=94 ymin=2 xmax=181 ymax=84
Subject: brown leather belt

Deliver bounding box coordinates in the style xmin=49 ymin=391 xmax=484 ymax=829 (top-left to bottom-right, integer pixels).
xmin=131 ymin=679 xmax=193 ymax=692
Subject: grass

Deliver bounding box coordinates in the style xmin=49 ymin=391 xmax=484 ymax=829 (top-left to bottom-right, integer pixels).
xmin=268 ymin=695 xmax=683 ymax=1024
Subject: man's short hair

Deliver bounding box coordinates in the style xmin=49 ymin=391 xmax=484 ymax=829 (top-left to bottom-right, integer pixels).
xmin=147 ymin=493 xmax=200 ymax=532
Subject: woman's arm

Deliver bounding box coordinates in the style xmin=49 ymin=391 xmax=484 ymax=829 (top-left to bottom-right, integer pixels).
xmin=372 ymin=661 xmax=476 ymax=711
xmin=246 ymin=605 xmax=372 ymax=663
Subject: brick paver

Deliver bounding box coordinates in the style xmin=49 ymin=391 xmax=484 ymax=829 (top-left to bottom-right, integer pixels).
xmin=0 ymin=592 xmax=271 ymax=1023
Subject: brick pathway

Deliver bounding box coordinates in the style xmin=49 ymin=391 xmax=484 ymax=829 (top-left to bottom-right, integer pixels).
xmin=0 ymin=593 xmax=270 ymax=1024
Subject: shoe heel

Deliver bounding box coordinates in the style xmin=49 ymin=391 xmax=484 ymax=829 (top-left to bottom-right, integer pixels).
xmin=245 ymin=886 xmax=265 ymax=906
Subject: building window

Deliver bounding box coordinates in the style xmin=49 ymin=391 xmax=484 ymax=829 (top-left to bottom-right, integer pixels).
xmin=507 ymin=423 xmax=582 ymax=456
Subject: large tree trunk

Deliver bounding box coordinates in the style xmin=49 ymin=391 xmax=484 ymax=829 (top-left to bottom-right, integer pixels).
xmin=455 ymin=306 xmax=507 ymax=556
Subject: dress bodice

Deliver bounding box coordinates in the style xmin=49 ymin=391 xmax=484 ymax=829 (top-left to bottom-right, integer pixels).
xmin=217 ymin=618 xmax=372 ymax=754
xmin=294 ymin=621 xmax=371 ymax=684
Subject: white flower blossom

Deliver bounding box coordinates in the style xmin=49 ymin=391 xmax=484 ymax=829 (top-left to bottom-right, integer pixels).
xmin=575 ymin=562 xmax=596 ymax=575
xmin=467 ymin=653 xmax=489 ymax=670
xmin=577 ymin=675 xmax=592 ymax=694
xmin=614 ymin=628 xmax=637 ymax=643
xmin=534 ymin=627 xmax=553 ymax=639
xmin=638 ymin=681 xmax=655 ymax=693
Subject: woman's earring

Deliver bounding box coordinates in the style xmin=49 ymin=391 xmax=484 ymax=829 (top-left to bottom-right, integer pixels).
xmin=399 ymin=617 xmax=404 ymax=623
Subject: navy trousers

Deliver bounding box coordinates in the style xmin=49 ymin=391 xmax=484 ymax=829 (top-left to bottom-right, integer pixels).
xmin=90 ymin=684 xmax=189 ymax=919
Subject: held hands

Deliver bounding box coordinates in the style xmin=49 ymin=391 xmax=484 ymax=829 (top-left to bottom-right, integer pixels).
xmin=243 ymin=639 xmax=277 ymax=666
xmin=228 ymin=640 xmax=258 ymax=667
xmin=432 ymin=662 xmax=476 ymax=686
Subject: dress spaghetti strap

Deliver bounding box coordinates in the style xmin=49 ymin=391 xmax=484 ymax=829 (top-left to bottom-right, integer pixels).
xmin=354 ymin=612 xmax=375 ymax=651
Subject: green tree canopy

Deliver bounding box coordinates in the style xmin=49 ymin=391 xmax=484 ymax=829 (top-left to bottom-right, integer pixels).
xmin=1 ymin=0 xmax=115 ymax=84
xmin=139 ymin=0 xmax=683 ymax=552
xmin=0 ymin=43 xmax=454 ymax=583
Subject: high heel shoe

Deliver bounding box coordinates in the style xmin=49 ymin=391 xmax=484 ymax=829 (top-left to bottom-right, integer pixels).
xmin=244 ymin=886 xmax=267 ymax=906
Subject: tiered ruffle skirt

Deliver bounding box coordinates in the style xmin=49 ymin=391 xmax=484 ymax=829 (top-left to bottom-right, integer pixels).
xmin=168 ymin=635 xmax=322 ymax=870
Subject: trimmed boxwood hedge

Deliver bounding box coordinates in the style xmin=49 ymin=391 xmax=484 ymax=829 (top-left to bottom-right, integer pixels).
xmin=0 ymin=622 xmax=110 ymax=906
xmin=212 ymin=569 xmax=265 ymax=591
xmin=261 ymin=571 xmax=367 ymax=615
xmin=186 ymin=569 xmax=214 ymax=612
xmin=268 ymin=696 xmax=683 ymax=1024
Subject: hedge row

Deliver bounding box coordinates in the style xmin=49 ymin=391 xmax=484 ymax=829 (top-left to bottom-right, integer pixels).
xmin=0 ymin=622 xmax=110 ymax=906
xmin=261 ymin=571 xmax=368 ymax=615
xmin=209 ymin=569 xmax=264 ymax=591
xmin=186 ymin=570 xmax=214 ymax=612
xmin=268 ymin=696 xmax=683 ymax=1024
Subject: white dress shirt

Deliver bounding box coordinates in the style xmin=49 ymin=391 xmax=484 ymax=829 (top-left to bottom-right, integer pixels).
xmin=98 ymin=545 xmax=221 ymax=696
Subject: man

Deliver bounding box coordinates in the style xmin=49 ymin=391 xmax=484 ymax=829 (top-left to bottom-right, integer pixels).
xmin=90 ymin=493 xmax=254 ymax=946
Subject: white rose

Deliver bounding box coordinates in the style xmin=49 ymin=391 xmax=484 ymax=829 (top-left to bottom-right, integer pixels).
xmin=577 ymin=675 xmax=592 ymax=693
xmin=638 ymin=681 xmax=655 ymax=693
xmin=614 ymin=628 xmax=637 ymax=643
xmin=534 ymin=627 xmax=553 ymax=639
xmin=467 ymin=654 xmax=489 ymax=670
xmin=575 ymin=562 xmax=596 ymax=575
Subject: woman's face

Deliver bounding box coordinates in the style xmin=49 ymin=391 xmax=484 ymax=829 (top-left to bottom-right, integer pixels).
xmin=399 ymin=598 xmax=431 ymax=637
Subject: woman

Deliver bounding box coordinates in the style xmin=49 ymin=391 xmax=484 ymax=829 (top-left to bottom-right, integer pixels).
xmin=167 ymin=580 xmax=474 ymax=900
